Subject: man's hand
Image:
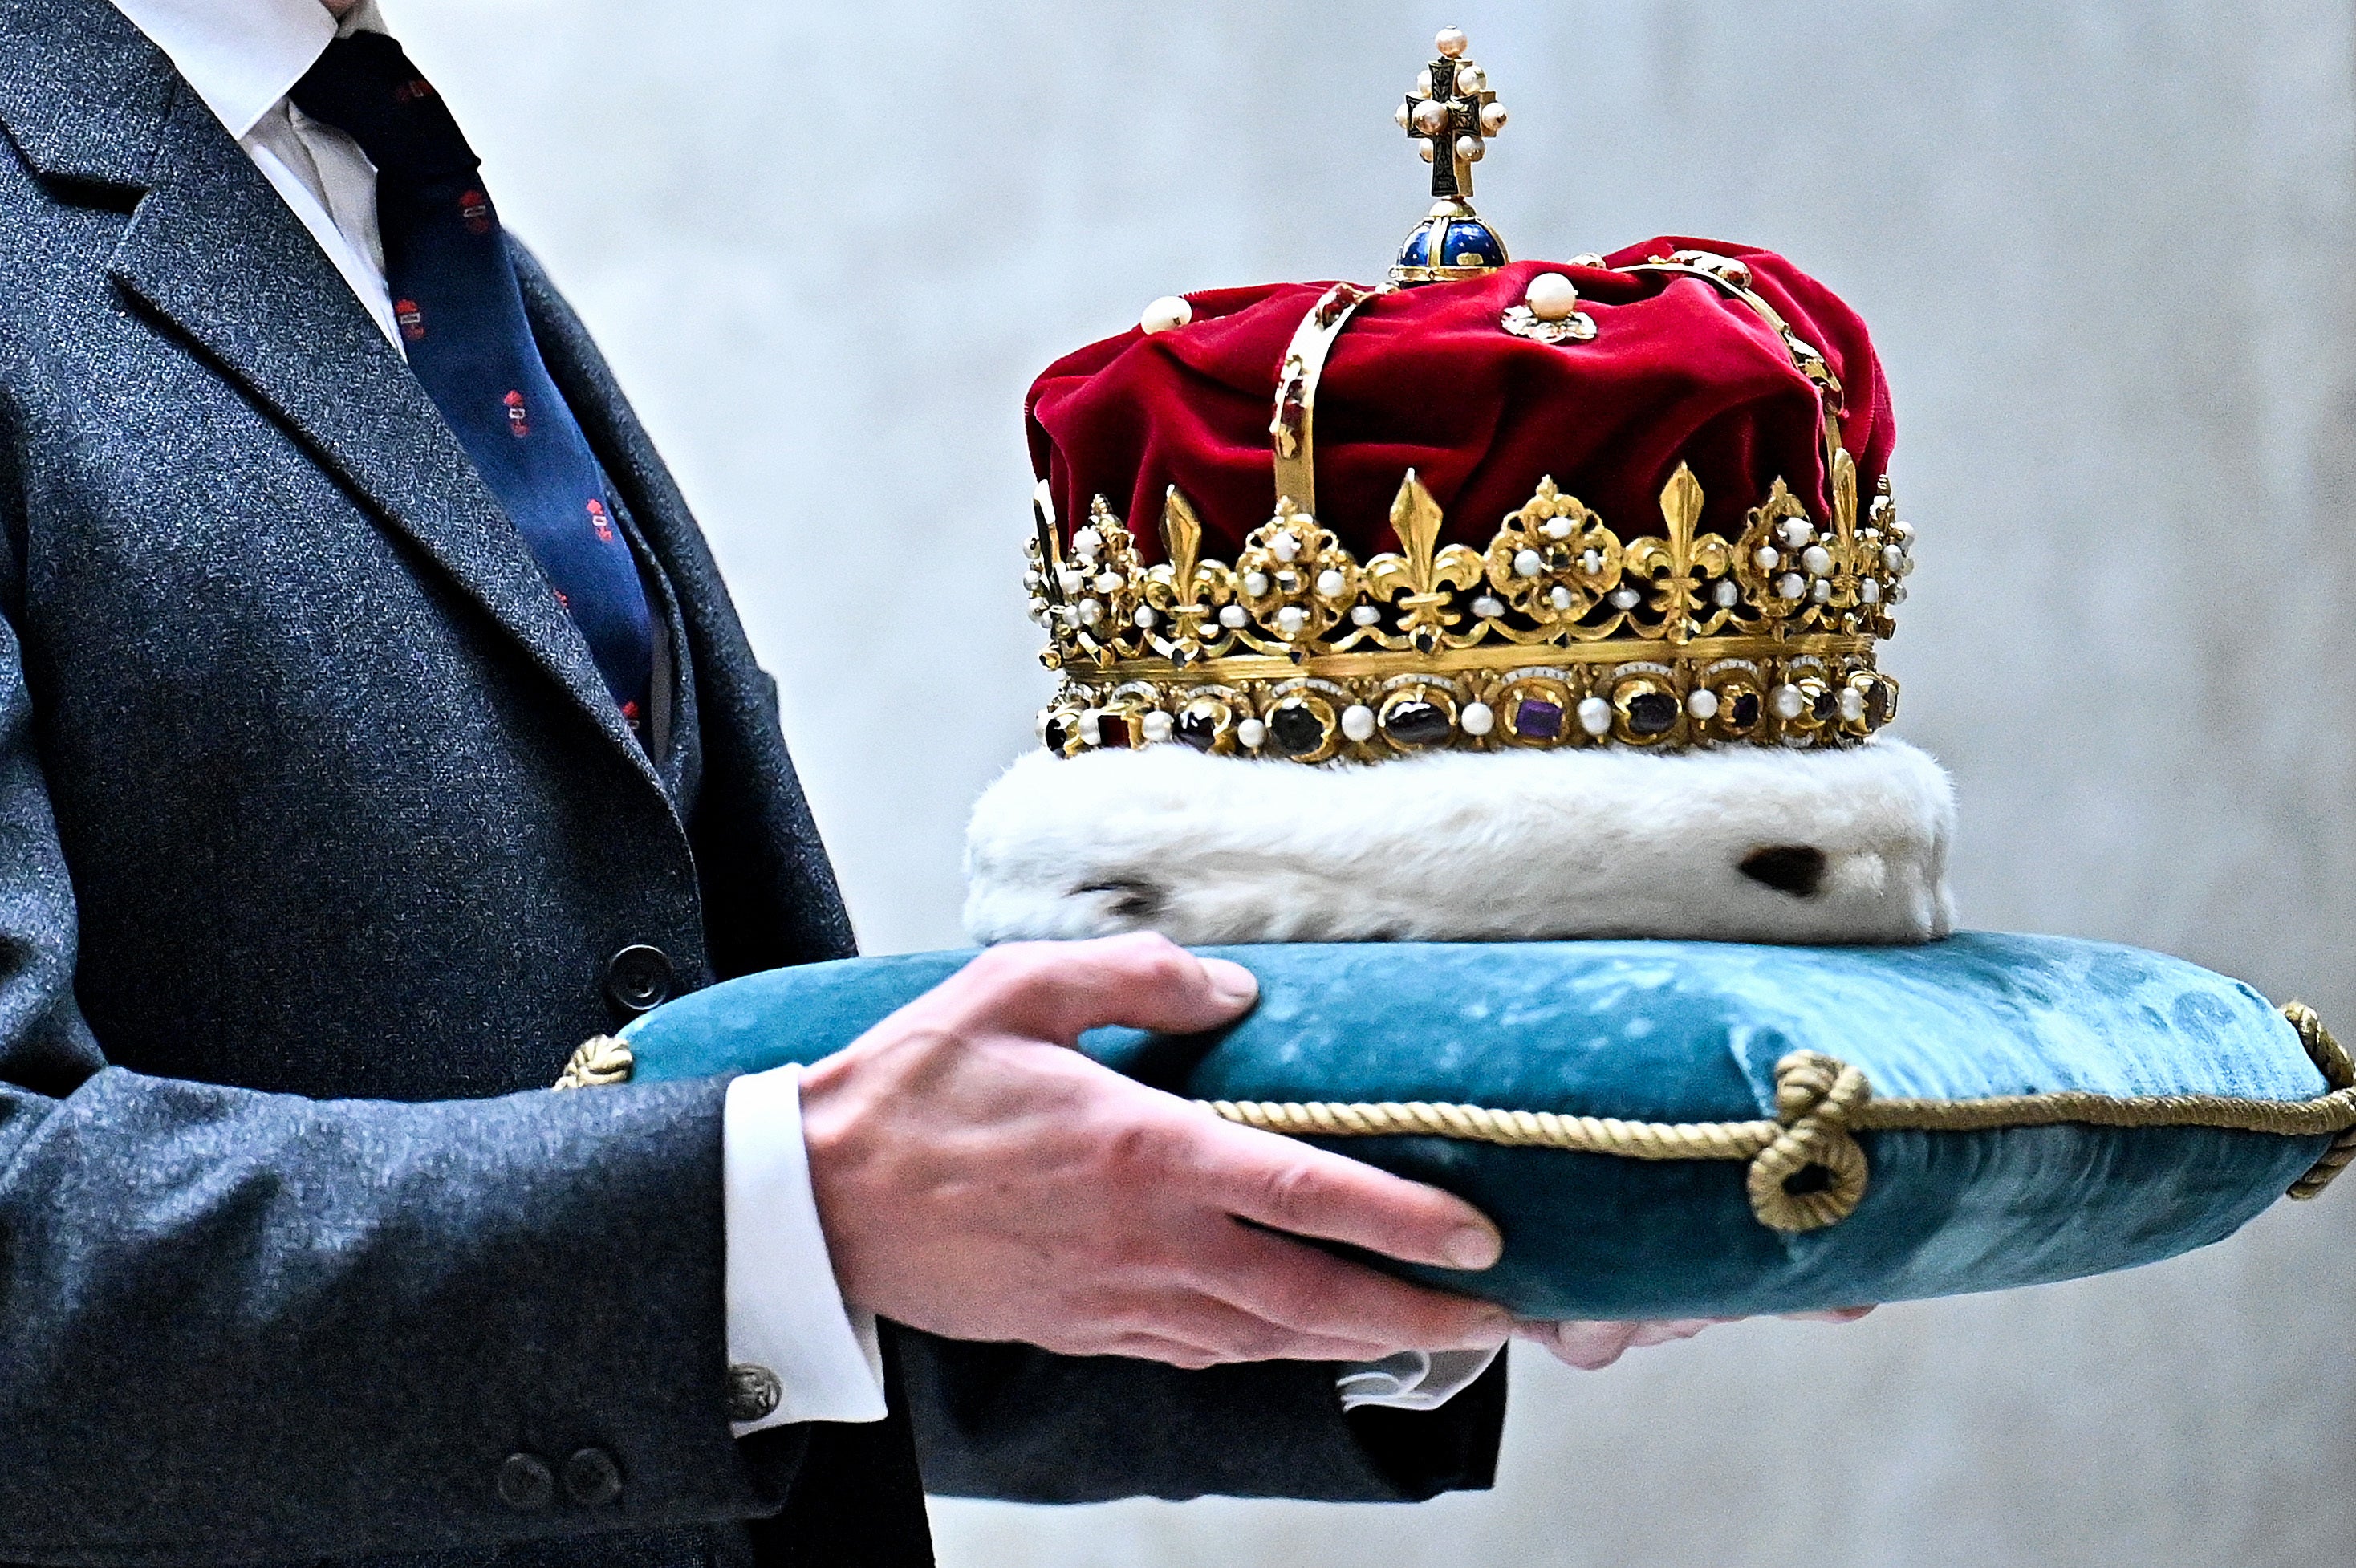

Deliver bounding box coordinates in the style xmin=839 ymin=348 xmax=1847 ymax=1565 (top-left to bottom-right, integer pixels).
xmin=799 ymin=933 xmax=1514 ymax=1370
xmin=1520 ymin=1307 xmax=1875 ymax=1371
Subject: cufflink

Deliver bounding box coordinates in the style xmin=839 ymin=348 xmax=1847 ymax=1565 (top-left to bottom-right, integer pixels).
xmin=726 ymin=1363 xmax=783 ymax=1424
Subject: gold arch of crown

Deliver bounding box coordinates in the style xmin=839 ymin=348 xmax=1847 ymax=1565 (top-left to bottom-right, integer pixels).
xmin=1026 ymin=252 xmax=1914 ymax=763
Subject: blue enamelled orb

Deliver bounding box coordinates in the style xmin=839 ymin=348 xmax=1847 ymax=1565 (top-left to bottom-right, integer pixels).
xmin=1441 ymin=218 xmax=1505 ymax=267
xmin=1395 ymin=215 xmax=1509 ymax=276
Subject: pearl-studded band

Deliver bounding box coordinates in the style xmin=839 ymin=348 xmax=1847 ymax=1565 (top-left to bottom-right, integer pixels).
xmin=1027 ymin=461 xmax=1911 ymax=765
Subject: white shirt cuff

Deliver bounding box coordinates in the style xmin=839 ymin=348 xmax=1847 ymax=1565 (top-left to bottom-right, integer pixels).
xmin=1335 ymin=1346 xmax=1501 ymax=1412
xmin=721 ymin=1064 xmax=888 ymax=1434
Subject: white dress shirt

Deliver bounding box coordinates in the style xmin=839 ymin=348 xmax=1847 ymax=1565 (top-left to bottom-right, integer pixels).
xmin=107 ymin=0 xmax=1490 ymax=1432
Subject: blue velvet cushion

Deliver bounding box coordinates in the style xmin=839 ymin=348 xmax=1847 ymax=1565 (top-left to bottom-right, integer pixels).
xmin=616 ymin=932 xmax=2338 ymax=1318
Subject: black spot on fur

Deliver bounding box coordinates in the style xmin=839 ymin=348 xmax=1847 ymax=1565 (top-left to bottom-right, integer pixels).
xmin=1074 ymin=878 xmax=1168 ymax=924
xmin=1740 ymin=845 xmax=1827 ymax=898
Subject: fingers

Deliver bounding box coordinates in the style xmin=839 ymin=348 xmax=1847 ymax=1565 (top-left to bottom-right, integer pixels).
xmin=935 ymin=934 xmax=1260 ymax=1044
xmin=952 ymin=940 xmax=1507 ymax=1276
xmin=1132 ymin=1302 xmax=1874 ymax=1373
xmin=1518 ymin=1319 xmax=1643 ymax=1371
xmin=1189 ymin=1219 xmax=1513 ymax=1353
xmin=1125 ymin=1289 xmax=1460 ymax=1366
xmin=1621 ymin=1317 xmax=1725 ymax=1350
xmin=1517 ymin=1318 xmax=1722 ymax=1370
xmin=1187 ymin=1116 xmax=1504 ymax=1273
xmin=1522 ymin=1307 xmax=1875 ymax=1371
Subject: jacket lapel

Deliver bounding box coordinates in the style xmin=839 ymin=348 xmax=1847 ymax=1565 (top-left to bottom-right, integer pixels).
xmin=103 ymin=90 xmax=667 ymax=796
xmin=0 ymin=0 xmax=667 ymax=797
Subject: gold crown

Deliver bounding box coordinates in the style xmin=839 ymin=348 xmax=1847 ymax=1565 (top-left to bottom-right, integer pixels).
xmin=1023 ymin=34 xmax=1915 ymax=766
xmin=1027 ymin=255 xmax=1915 ymax=764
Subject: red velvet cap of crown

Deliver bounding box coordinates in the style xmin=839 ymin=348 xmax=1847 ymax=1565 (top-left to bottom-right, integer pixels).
xmin=1026 ymin=238 xmax=1895 ymax=561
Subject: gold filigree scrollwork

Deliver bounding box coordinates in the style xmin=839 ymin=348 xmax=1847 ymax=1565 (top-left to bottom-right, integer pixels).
xmin=1363 ymin=472 xmax=1483 ymax=652
xmin=1481 ymin=477 xmax=1624 ymax=641
xmin=1053 ymin=497 xmax=1148 ymax=668
xmin=1854 ymin=473 xmax=1912 ymax=638
xmin=1233 ymin=499 xmax=1355 ymax=652
xmin=1025 ymin=535 xmax=1062 ymax=672
xmin=1733 ymin=479 xmax=1810 ymax=628
xmin=1721 ymin=458 xmax=1909 ymax=640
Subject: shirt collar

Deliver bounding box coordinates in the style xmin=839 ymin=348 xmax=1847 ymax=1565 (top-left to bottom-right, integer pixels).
xmin=108 ymin=0 xmax=386 ymax=140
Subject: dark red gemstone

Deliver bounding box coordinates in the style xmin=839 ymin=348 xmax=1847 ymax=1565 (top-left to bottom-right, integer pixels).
xmin=1730 ymin=692 xmax=1761 ymax=729
xmin=1042 ymin=717 xmax=1070 ymax=753
xmin=1811 ymin=687 xmax=1837 ymax=721
xmin=1269 ymin=701 xmax=1326 ymax=756
xmin=1383 ymin=701 xmax=1452 ymax=747
xmin=1863 ymin=681 xmax=1891 ymax=729
xmin=1176 ymin=710 xmax=1219 ymax=751
xmin=1097 ymin=715 xmax=1134 ymax=749
xmin=1513 ymin=698 xmax=1564 ymax=741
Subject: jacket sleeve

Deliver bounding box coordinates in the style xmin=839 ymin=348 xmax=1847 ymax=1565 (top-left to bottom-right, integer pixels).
xmin=0 ymin=541 xmax=789 ymax=1564
xmin=894 ymin=1332 xmax=1509 ymax=1505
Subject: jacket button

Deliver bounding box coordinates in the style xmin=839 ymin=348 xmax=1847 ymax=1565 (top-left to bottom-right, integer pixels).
xmin=497 ymin=1452 xmax=554 ymax=1512
xmin=604 ymin=945 xmax=675 ymax=1014
xmin=563 ymin=1447 xmax=623 ymax=1509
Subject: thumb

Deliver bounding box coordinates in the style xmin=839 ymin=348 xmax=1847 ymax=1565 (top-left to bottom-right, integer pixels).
xmin=928 ymin=934 xmax=1260 ymax=1045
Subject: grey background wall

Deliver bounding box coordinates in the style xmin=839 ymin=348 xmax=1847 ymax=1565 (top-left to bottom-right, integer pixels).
xmin=386 ymin=2 xmax=2356 ymax=1562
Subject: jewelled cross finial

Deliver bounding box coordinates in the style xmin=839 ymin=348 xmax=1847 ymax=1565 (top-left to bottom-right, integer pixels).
xmin=1395 ymin=26 xmax=1506 ymax=203
xmin=1387 ymin=28 xmax=1511 ymax=283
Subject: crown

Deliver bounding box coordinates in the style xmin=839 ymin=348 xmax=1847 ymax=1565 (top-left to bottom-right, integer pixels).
xmin=1022 ymin=31 xmax=1914 ymax=766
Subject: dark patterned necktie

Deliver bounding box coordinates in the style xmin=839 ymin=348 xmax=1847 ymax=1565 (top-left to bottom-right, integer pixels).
xmin=291 ymin=32 xmax=654 ymax=736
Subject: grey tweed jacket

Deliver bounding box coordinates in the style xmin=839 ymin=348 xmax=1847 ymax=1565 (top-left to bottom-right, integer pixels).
xmin=0 ymin=2 xmax=1506 ymax=1565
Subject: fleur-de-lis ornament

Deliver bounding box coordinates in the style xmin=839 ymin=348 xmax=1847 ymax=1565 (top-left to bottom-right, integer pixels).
xmin=1623 ymin=464 xmax=1732 ymax=644
xmin=1364 ymin=471 xmax=1483 ymax=650
xmin=1143 ymin=486 xmax=1235 ymax=665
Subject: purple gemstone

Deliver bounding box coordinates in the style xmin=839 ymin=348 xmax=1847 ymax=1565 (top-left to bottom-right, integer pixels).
xmin=1626 ymin=690 xmax=1680 ymax=736
xmin=1513 ymin=698 xmax=1564 ymax=741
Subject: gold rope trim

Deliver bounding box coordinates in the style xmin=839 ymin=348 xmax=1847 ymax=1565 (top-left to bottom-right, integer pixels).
xmin=554 ymin=1034 xmax=634 ymax=1090
xmin=554 ymin=1007 xmax=2356 ymax=1233
xmin=1211 ymin=1006 xmax=2356 ymax=1233
xmin=2284 ymin=1003 xmax=2356 ymax=1199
